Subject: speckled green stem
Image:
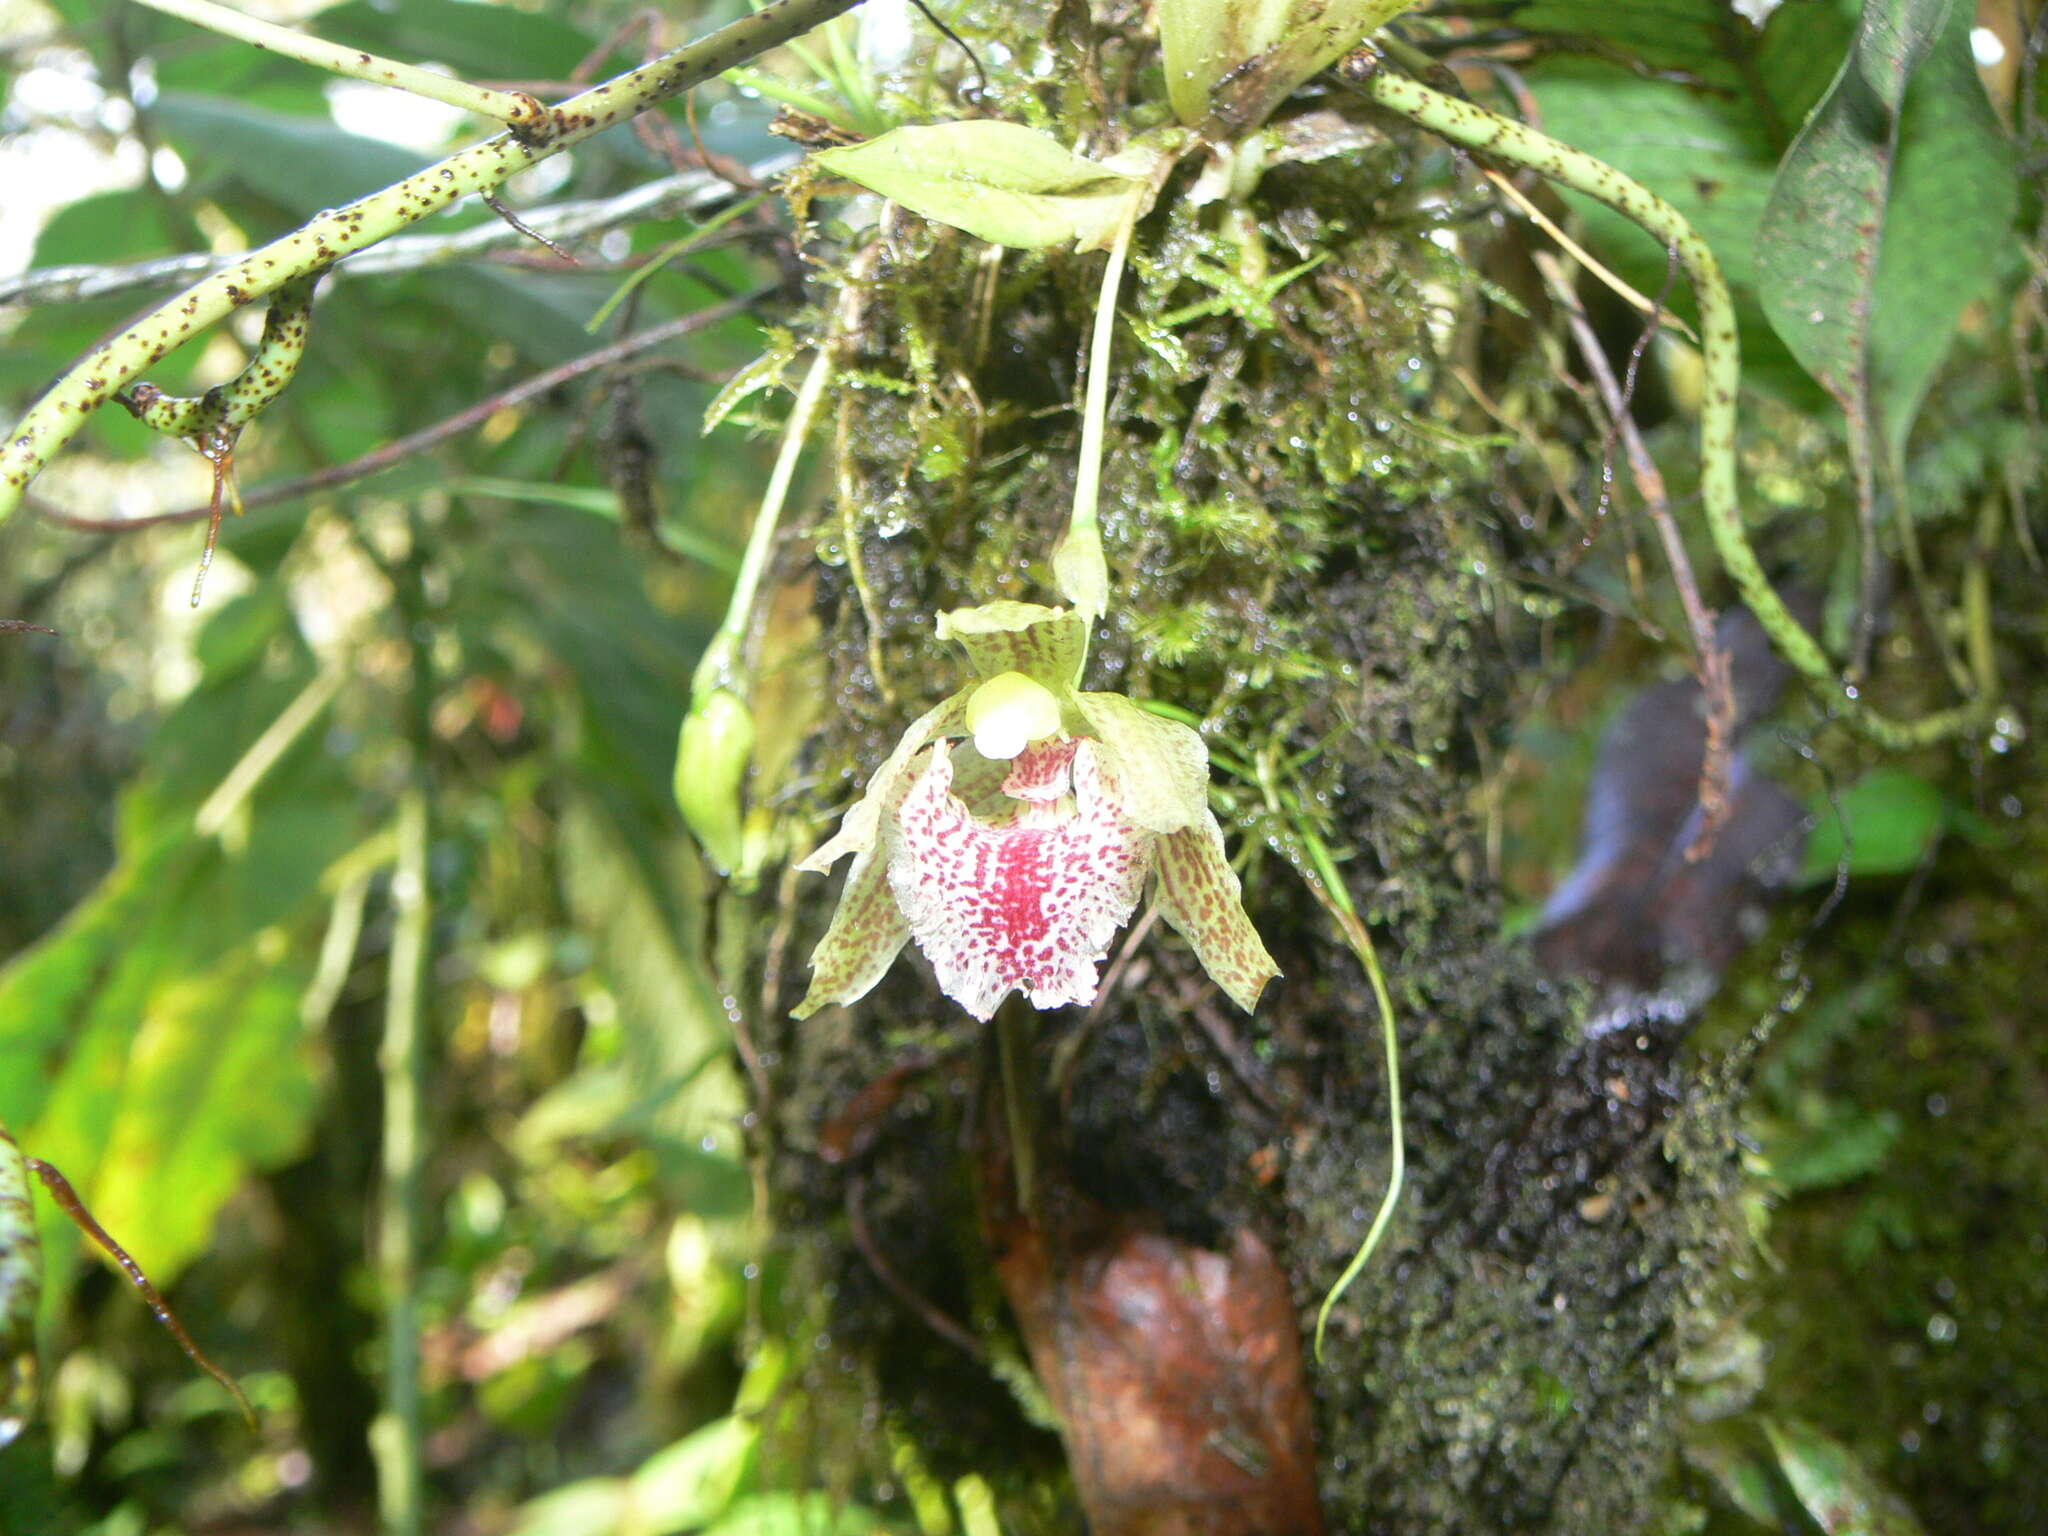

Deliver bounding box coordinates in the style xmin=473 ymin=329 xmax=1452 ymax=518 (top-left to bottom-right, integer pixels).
xmin=129 ymin=0 xmax=547 ymax=130
xmin=0 ymin=0 xmax=863 ymax=523
xmin=1356 ymin=59 xmax=1991 ymax=749
xmin=121 ymin=273 xmax=317 ymax=440
xmin=0 ymin=1123 xmax=40 ymax=1449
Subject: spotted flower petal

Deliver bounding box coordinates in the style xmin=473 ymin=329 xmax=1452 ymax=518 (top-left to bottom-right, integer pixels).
xmin=887 ymin=739 xmax=1153 ymax=1021
xmin=936 ymin=602 xmax=1090 ymax=687
xmin=798 ymin=690 xmax=969 ymax=875
xmin=1070 ymin=691 xmax=1211 ymax=834
xmin=791 ymin=773 xmax=922 ymax=1019
xmin=1154 ymin=814 xmax=1281 ymax=1013
xmin=1001 ymin=737 xmax=1076 ymax=802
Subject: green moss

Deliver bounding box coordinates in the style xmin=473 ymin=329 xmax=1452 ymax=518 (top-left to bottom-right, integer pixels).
xmin=746 ymin=3 xmax=1762 ymax=1528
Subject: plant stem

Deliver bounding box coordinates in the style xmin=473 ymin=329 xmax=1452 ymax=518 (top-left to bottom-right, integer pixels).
xmin=1281 ymin=808 xmax=1404 ymax=1365
xmin=1052 ymin=204 xmax=1139 ymax=626
xmin=373 ymin=548 xmax=434 ymax=1534
xmin=1310 ymin=898 xmax=1404 ymax=1365
xmin=694 ymin=344 xmax=834 ymax=695
xmin=129 ymin=0 xmax=546 ymax=129
xmin=0 ymin=0 xmax=863 ymax=522
xmin=1353 ymin=55 xmax=1995 ymax=750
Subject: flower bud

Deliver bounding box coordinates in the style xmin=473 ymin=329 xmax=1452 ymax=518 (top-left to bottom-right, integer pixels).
xmin=675 ymin=689 xmax=755 ymax=875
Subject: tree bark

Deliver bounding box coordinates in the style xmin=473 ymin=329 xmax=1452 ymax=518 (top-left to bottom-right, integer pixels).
xmin=747 ymin=8 xmax=1750 ymax=1528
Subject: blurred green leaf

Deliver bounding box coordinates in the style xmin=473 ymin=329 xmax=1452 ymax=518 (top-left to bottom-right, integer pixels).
xmin=629 ymin=1414 xmax=760 ymax=1530
xmin=1508 ymin=0 xmax=1845 ymax=105
xmin=1799 ymin=767 xmax=1945 ymax=884
xmin=27 ymin=191 xmax=176 ymax=270
xmin=447 ymin=480 xmax=741 ymax=573
xmin=558 ymin=792 xmax=747 ymax=1196
xmin=1761 ymin=1102 xmax=1901 ymax=1192
xmin=0 ymin=586 xmax=358 ymax=1294
xmin=313 ymin=0 xmax=602 ymax=85
xmin=1684 ymin=1426 xmax=1812 ymax=1530
xmin=151 ymin=91 xmax=430 ymax=218
xmin=1763 ymin=1417 xmax=1929 ymax=1536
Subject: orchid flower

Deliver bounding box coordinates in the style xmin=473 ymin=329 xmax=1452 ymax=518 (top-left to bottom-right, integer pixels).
xmin=793 ymin=601 xmax=1278 ymax=1022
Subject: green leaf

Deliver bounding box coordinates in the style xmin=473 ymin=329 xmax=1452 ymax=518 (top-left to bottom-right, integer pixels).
xmin=1510 ymin=1 xmax=1844 ymax=112
xmin=628 ymin=1415 xmax=759 ymax=1529
xmin=1159 ymin=0 xmax=1420 ymax=128
xmin=27 ymin=191 xmax=176 ymax=270
xmin=446 ymin=480 xmax=741 ymax=573
xmin=1867 ymin=7 xmax=2020 ymax=456
xmin=1763 ymin=1417 xmax=1929 ymax=1536
xmin=0 ymin=591 xmax=354 ymax=1297
xmin=812 ymin=122 xmax=1143 ymax=251
xmin=1757 ymin=0 xmax=1950 ymax=407
xmin=151 ymin=91 xmax=430 ymax=218
xmin=1763 ymin=1102 xmax=1902 ymax=1192
xmin=698 ymin=1493 xmax=886 ymax=1536
xmin=1799 ymin=767 xmax=1946 ymax=884
xmin=311 ymin=0 xmax=600 ymax=84
xmin=1524 ymin=3 xmax=1855 ymax=401
xmin=557 ymin=793 xmax=744 ymax=1173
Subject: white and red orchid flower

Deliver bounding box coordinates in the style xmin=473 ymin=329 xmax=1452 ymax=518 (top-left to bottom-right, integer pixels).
xmin=793 ymin=601 xmax=1278 ymax=1023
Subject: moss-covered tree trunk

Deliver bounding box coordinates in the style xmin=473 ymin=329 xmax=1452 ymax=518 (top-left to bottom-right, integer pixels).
xmin=737 ymin=7 xmax=1750 ymax=1529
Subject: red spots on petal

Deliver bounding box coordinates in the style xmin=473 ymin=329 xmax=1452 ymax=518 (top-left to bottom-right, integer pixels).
xmin=890 ymin=742 xmax=1152 ymax=1020
xmin=1002 ymin=737 xmax=1076 ymax=802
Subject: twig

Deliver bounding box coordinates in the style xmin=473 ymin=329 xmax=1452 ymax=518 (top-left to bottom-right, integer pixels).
xmin=479 ymin=194 xmax=579 ymax=262
xmin=1479 ymin=167 xmax=1697 ymax=343
xmin=846 ymin=1174 xmax=986 ymax=1361
xmin=1186 ymin=985 xmax=1283 ymax=1117
xmin=24 ymin=1156 xmax=256 ymax=1429
xmin=905 ymin=0 xmax=987 ymax=97
xmin=34 ymin=294 xmax=761 ymax=532
xmin=0 ymin=0 xmax=863 ymax=519
xmin=129 ymin=0 xmax=548 ymax=131
xmin=0 ymin=166 xmax=795 ymax=308
xmin=1536 ymin=249 xmax=1735 ymax=860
